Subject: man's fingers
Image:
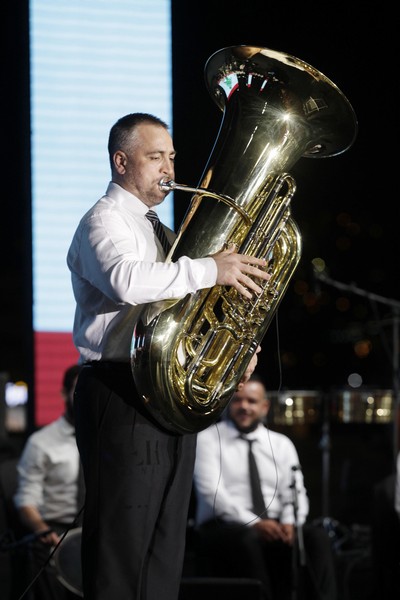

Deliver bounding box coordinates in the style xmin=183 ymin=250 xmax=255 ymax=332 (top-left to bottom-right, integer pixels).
xmin=234 ymin=281 xmax=253 ymax=300
xmin=238 ymin=253 xmax=268 ymax=268
xmin=213 ymin=248 xmax=271 ymax=298
xmin=237 ymin=271 xmax=269 ymax=296
xmin=237 ymin=256 xmax=270 ymax=288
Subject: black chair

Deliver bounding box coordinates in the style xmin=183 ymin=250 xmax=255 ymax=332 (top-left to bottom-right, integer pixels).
xmin=179 ymin=577 xmax=264 ymax=600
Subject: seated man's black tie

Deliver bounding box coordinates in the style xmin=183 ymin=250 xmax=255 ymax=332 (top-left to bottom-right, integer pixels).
xmin=245 ymin=438 xmax=267 ymax=517
xmin=146 ymin=210 xmax=171 ymax=256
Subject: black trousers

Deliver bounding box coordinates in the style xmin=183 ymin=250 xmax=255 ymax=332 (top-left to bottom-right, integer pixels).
xmin=74 ymin=363 xmax=197 ymax=600
xmin=196 ymin=519 xmax=338 ymax=600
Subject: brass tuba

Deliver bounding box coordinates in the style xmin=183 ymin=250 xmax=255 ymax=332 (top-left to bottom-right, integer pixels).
xmin=131 ymin=45 xmax=358 ymax=434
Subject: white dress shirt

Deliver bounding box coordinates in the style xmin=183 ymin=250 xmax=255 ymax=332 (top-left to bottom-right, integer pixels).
xmin=194 ymin=419 xmax=309 ymax=527
xmin=67 ymin=182 xmax=217 ymax=362
xmin=13 ymin=416 xmax=80 ymax=524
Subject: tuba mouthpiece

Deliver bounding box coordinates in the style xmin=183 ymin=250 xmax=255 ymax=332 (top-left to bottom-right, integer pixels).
xmin=159 ymin=179 xmax=176 ymax=191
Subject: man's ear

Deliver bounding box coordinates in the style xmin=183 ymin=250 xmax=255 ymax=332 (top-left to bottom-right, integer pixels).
xmin=261 ymin=398 xmax=270 ymax=418
xmin=113 ymin=150 xmax=127 ymax=174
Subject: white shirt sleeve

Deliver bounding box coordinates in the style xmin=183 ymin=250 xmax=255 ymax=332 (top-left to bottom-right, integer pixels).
xmin=69 ymin=207 xmax=217 ymax=306
xmin=13 ymin=436 xmax=46 ymax=510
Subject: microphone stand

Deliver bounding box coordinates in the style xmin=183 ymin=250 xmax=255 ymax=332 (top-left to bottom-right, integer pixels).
xmin=319 ymin=395 xmax=331 ymax=518
xmin=315 ymin=270 xmax=400 ymax=464
xmin=290 ymin=466 xmax=306 ymax=600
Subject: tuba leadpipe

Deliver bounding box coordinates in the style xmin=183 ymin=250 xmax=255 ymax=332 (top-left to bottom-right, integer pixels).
xmin=159 ymin=179 xmax=252 ymax=223
xmin=131 ymin=45 xmax=358 ymax=434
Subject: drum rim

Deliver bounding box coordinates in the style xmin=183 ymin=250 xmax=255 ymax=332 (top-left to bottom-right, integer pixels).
xmin=52 ymin=527 xmax=83 ymax=597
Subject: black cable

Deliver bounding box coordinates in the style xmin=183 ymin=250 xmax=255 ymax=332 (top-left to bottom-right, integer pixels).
xmin=15 ymin=504 xmax=84 ymax=600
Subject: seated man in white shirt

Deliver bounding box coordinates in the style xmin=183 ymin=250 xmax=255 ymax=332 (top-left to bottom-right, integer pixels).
xmin=193 ymin=374 xmax=337 ymax=600
xmin=13 ymin=364 xmax=83 ymax=600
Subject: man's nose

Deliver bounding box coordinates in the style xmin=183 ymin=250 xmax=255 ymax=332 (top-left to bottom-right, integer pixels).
xmin=238 ymin=400 xmax=250 ymax=410
xmin=162 ymin=158 xmax=174 ymax=175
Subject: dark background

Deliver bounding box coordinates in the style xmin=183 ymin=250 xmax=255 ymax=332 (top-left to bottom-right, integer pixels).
xmin=1 ymin=2 xmax=398 ymax=522
xmin=171 ymin=1 xmax=398 ymax=394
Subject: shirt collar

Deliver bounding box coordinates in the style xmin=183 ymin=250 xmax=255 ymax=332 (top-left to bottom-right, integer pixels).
xmin=59 ymin=414 xmax=76 ymax=436
xmin=225 ymin=419 xmax=265 ymax=442
xmin=105 ymin=181 xmax=149 ymax=218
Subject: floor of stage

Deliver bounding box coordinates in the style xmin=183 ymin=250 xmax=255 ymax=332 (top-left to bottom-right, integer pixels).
xmin=0 ymin=529 xmax=391 ymax=600
xmin=178 ymin=521 xmax=388 ymax=600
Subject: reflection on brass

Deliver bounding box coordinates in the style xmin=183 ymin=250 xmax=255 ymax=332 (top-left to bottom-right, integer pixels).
xmin=131 ymin=45 xmax=357 ymax=435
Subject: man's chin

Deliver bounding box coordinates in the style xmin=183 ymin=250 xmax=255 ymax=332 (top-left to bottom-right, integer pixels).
xmin=233 ymin=419 xmax=257 ymax=434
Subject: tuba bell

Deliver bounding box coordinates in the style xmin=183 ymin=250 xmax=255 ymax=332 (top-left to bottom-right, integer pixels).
xmin=131 ymin=45 xmax=358 ymax=434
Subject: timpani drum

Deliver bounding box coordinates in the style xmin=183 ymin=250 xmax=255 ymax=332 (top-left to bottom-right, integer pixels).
xmin=330 ymin=388 xmax=394 ymax=424
xmin=52 ymin=527 xmax=83 ymax=597
xmin=269 ymin=390 xmax=322 ymax=425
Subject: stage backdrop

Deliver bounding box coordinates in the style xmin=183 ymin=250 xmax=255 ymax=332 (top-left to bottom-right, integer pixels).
xmin=30 ymin=0 xmax=173 ymax=425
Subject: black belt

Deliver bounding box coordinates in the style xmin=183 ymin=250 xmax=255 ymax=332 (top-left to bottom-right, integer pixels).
xmin=85 ymin=361 xmax=130 ymax=369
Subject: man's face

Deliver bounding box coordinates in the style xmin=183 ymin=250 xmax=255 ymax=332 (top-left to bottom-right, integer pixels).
xmin=229 ymin=380 xmax=269 ymax=433
xmin=114 ymin=122 xmax=176 ymax=208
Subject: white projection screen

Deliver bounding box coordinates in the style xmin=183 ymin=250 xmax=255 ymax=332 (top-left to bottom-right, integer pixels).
xmin=30 ymin=0 xmax=173 ymax=425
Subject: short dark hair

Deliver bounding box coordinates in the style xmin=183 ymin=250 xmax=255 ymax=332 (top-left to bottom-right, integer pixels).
xmin=108 ymin=112 xmax=169 ymax=169
xmin=62 ymin=364 xmax=82 ymax=394
xmin=248 ymin=372 xmax=265 ymax=385
xmin=248 ymin=372 xmax=268 ymax=400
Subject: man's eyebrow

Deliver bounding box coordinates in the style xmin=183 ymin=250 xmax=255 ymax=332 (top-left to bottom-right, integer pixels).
xmin=148 ymin=149 xmax=177 ymax=156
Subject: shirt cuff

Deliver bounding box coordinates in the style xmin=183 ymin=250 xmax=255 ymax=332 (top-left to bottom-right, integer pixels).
xmin=186 ymin=256 xmax=218 ymax=289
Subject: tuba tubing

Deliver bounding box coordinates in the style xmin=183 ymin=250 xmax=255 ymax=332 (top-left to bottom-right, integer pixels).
xmin=131 ymin=45 xmax=358 ymax=435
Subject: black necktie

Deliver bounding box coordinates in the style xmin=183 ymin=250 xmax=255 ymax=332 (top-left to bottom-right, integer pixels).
xmin=244 ymin=437 xmax=267 ymax=517
xmin=146 ymin=210 xmax=171 ymax=256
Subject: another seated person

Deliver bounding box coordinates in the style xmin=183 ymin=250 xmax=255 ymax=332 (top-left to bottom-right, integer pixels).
xmin=193 ymin=374 xmax=337 ymax=600
xmin=13 ymin=364 xmax=83 ymax=600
